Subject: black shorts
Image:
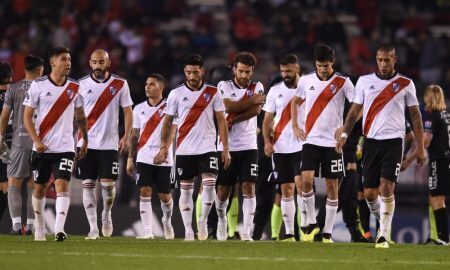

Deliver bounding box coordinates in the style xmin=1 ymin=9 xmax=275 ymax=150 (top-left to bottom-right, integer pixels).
xmin=429 ymin=159 xmax=450 ymax=196
xmin=31 ymin=151 xmax=75 ymax=184
xmin=217 ymin=150 xmax=258 ymax=185
xmin=0 ymin=162 xmax=6 ymax=182
xmin=362 ymin=138 xmax=403 ymax=188
xmin=176 ymin=152 xmax=218 ymax=180
xmin=136 ymin=162 xmax=171 ymax=194
xmin=301 ymin=144 xmax=344 ymax=179
xmin=75 ymin=149 xmax=119 ymax=180
xmin=272 ymin=151 xmax=302 ymax=184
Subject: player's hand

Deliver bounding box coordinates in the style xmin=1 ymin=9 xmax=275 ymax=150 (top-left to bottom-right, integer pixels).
xmin=293 ymin=126 xmax=306 ymax=141
xmin=416 ymin=147 xmax=427 ymax=167
xmin=251 ymin=94 xmax=265 ymax=105
xmin=400 ymin=159 xmax=411 ymax=172
xmin=118 ymin=136 xmax=128 ymax=154
xmin=227 ymin=117 xmax=234 ymax=129
xmin=264 ymin=141 xmax=275 ymax=157
xmin=335 ymin=126 xmax=347 ymax=154
xmin=126 ymin=158 xmax=135 ymax=177
xmin=78 ymin=140 xmax=88 ymax=160
xmin=221 ymin=149 xmax=231 ymax=169
xmin=153 ymin=147 xmax=168 ymax=165
xmin=35 ymin=140 xmax=48 ymax=153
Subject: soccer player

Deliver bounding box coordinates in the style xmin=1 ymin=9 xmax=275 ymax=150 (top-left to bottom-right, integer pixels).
xmin=215 ymin=52 xmax=265 ymax=241
xmin=402 ymin=84 xmax=449 ymax=245
xmin=23 ymin=47 xmax=88 ymax=241
xmin=155 ymin=54 xmax=231 ymax=241
xmin=0 ymin=62 xmax=13 ymax=223
xmin=336 ymin=44 xmax=426 ymax=248
xmin=262 ymin=54 xmax=304 ymax=242
xmin=0 ymin=55 xmax=44 ymax=235
xmin=76 ymin=49 xmax=133 ymax=239
xmin=126 ymin=74 xmax=176 ymax=240
xmin=292 ymin=45 xmax=355 ymax=243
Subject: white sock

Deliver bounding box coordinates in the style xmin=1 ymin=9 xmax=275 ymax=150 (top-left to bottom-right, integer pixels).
xmin=200 ymin=178 xmax=216 ymax=221
xmin=160 ymin=198 xmax=173 ymax=224
xmin=297 ymin=194 xmax=308 ymax=228
xmin=8 ymin=186 xmax=22 ymax=230
xmin=281 ymin=196 xmax=295 ymax=235
xmin=101 ymin=182 xmax=116 ymax=220
xmin=55 ymin=192 xmax=70 ymax=234
xmin=82 ymin=180 xmax=98 ymax=232
xmin=140 ymin=196 xmax=152 ymax=235
xmin=179 ymin=183 xmax=194 ymax=234
xmin=380 ymin=195 xmax=395 ymax=239
xmin=323 ymin=198 xmax=338 ymax=234
xmin=26 ymin=185 xmax=34 ymax=226
xmin=32 ymin=196 xmax=46 ymax=229
xmin=366 ymin=196 xmax=381 ymax=221
xmin=302 ymin=191 xmax=317 ymax=224
xmin=243 ymin=195 xmax=256 ymax=235
xmin=215 ymin=197 xmax=228 ymax=219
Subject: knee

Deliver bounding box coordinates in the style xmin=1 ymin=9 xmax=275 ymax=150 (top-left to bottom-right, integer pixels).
xmin=140 ymin=187 xmax=152 ymax=198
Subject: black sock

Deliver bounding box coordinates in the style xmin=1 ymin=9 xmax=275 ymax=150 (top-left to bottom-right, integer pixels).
xmin=358 ymin=199 xmax=370 ymax=233
xmin=0 ymin=191 xmax=7 ymax=220
xmin=434 ymin=208 xmax=449 ymax=242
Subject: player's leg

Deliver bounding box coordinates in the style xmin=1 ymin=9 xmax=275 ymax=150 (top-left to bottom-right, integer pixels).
xmin=25 ymin=177 xmax=35 ymax=234
xmin=428 ymin=159 xmax=449 ymax=245
xmin=227 ymin=183 xmax=239 ymax=239
xmin=362 ymin=139 xmax=382 ymax=223
xmin=176 ymin=155 xmax=197 ymax=240
xmin=215 ymin=151 xmax=235 ymax=241
xmin=271 ymin=189 xmax=282 ymax=240
xmin=7 ymin=178 xmax=24 ymax=234
xmin=240 ymin=150 xmax=258 ymax=241
xmin=99 ymin=150 xmax=120 ymax=238
xmin=156 ymin=165 xmax=174 ymax=240
xmin=135 ymin=163 xmax=153 ymax=239
xmin=0 ymin=163 xmax=8 ymax=230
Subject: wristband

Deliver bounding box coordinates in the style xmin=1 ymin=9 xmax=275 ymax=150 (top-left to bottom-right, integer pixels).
xmin=340 ymin=132 xmax=348 ymax=139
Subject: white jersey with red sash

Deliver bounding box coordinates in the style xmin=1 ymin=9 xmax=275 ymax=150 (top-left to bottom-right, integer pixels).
xmin=166 ymin=83 xmax=225 ymax=155
xmin=132 ymin=100 xmax=172 ymax=166
xmin=353 ymin=72 xmax=418 ymax=140
xmin=216 ymin=80 xmax=264 ymax=151
xmin=23 ymin=76 xmax=83 ymax=153
xmin=77 ymin=73 xmax=133 ymax=150
xmin=297 ymin=72 xmax=354 ymax=147
xmin=263 ymin=81 xmax=303 ymax=154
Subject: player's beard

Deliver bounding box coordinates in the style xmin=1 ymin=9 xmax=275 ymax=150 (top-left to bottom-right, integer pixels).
xmin=237 ymin=77 xmax=249 ymax=87
xmin=283 ymin=76 xmax=294 ymax=88
xmin=93 ymin=69 xmax=107 ymax=80
xmin=187 ymin=79 xmax=201 ymax=89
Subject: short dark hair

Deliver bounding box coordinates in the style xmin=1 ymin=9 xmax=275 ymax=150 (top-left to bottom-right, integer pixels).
xmin=48 ymin=47 xmax=70 ymax=61
xmin=183 ymin=54 xmax=204 ymax=68
xmin=24 ymin=55 xmax=44 ymax=72
xmin=233 ymin=52 xmax=257 ymax=68
xmin=377 ymin=43 xmax=396 ymax=54
xmin=0 ymin=62 xmax=13 ymax=84
xmin=314 ymin=44 xmax=334 ymax=62
xmin=279 ymin=54 xmax=299 ymax=65
xmin=148 ymin=73 xmax=166 ymax=89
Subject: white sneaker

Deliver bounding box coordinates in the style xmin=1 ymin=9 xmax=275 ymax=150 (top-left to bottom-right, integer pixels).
xmin=217 ymin=217 xmax=228 ymax=241
xmin=197 ymin=219 xmax=208 ymax=241
xmin=136 ymin=234 xmax=154 ymax=239
xmin=162 ymin=220 xmax=175 ymax=240
xmin=241 ymin=233 xmax=253 ymax=241
xmin=85 ymin=230 xmax=100 ymax=240
xmin=102 ymin=216 xmax=113 ymax=237
xmin=34 ymin=226 xmax=46 ymax=241
xmin=184 ymin=231 xmax=195 ymax=241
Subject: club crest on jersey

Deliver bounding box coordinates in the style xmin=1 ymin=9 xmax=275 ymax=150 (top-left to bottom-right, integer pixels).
xmin=135 ymin=173 xmax=140 ymax=181
xmin=273 ymin=171 xmax=278 ymax=179
xmin=158 ymin=108 xmax=164 ymax=117
xmin=109 ymin=86 xmax=117 ymax=95
xmin=330 ymin=84 xmax=337 ymax=94
xmin=246 ymin=90 xmax=254 ymax=97
xmin=203 ymin=93 xmax=210 ymax=102
xmin=178 ymin=168 xmax=183 ymax=175
xmin=392 ymin=83 xmax=400 ymax=93
xmin=66 ymin=89 xmax=74 ymax=99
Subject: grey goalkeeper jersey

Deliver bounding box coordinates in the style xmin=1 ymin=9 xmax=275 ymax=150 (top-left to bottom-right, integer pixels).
xmin=4 ymin=80 xmax=33 ymax=150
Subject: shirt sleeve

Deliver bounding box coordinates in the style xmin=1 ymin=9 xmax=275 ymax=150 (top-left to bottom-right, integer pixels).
xmin=405 ymin=80 xmax=419 ymax=107
xmin=352 ymin=77 xmax=364 ymax=105
xmin=120 ymin=80 xmax=134 ymax=107
xmin=344 ymin=77 xmax=355 ymax=102
xmin=4 ymin=85 xmax=14 ymax=109
xmin=423 ymin=111 xmax=433 ymax=133
xmin=132 ymin=107 xmax=140 ymax=129
xmin=165 ymin=90 xmax=178 ymax=116
xmin=23 ymin=81 xmax=39 ymax=108
xmin=74 ymin=92 xmax=84 ymax=108
xmin=262 ymin=87 xmax=276 ymax=113
xmin=217 ymin=81 xmax=231 ymax=99
xmin=295 ymin=77 xmax=305 ymax=99
xmin=213 ymin=88 xmax=225 ymax=112
xmin=256 ymin=82 xmax=264 ymax=95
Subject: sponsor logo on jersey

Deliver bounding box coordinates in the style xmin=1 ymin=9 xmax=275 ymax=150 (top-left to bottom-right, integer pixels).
xmin=369 ymin=85 xmax=375 ymax=90
xmin=278 ymin=94 xmax=283 ymax=98
xmin=182 ymin=97 xmax=189 ymax=102
xmin=424 ymin=120 xmax=432 ymax=129
xmin=231 ymin=93 xmax=237 ymax=97
xmin=87 ymin=89 xmax=93 ymax=94
xmin=309 ymin=86 xmax=315 ymax=90
xmin=46 ymin=92 xmax=52 ymax=96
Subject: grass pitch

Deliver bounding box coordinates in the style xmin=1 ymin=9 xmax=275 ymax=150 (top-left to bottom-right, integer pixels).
xmin=0 ymin=235 xmax=449 ymax=270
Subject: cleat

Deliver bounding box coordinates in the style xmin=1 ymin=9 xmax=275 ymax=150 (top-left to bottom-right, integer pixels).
xmin=216 ymin=217 xmax=228 ymax=241
xmin=375 ymin=235 xmax=389 ymax=248
xmin=55 ymin=232 xmax=67 ymax=242
xmin=299 ymin=228 xmax=307 ymax=242
xmin=197 ymin=219 xmax=208 ymax=241
xmin=163 ymin=220 xmax=175 ymax=240
xmin=241 ymin=233 xmax=253 ymax=241
xmin=184 ymin=231 xmax=195 ymax=241
xmin=228 ymin=232 xmax=241 ymax=240
xmin=322 ymin=233 xmax=334 ymax=243
xmin=34 ymin=226 xmax=46 ymax=241
xmin=270 ymin=237 xmax=278 ymax=241
xmin=351 ymin=230 xmax=370 ymax=243
xmin=85 ymin=230 xmax=100 ymax=240
xmin=102 ymin=216 xmax=113 ymax=237
xmin=303 ymin=224 xmax=320 ymax=242
xmin=281 ymin=234 xmax=296 ymax=242
xmin=136 ymin=234 xmax=154 ymax=239
xmin=424 ymin=238 xmax=448 ymax=245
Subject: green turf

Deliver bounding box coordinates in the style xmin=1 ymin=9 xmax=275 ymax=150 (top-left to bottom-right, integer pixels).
xmin=0 ymin=235 xmax=449 ymax=270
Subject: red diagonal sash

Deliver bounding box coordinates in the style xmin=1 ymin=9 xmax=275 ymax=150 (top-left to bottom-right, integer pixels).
xmin=177 ymin=86 xmax=217 ymax=148
xmin=305 ymin=77 xmax=346 ymax=135
xmin=225 ymin=81 xmax=257 ymax=123
xmin=137 ymin=103 xmax=167 ymax=150
xmin=363 ymin=77 xmax=410 ymax=135
xmin=78 ymin=79 xmax=124 ymax=140
xmin=272 ymin=100 xmax=292 ymax=145
xmin=38 ymin=82 xmax=79 ymax=140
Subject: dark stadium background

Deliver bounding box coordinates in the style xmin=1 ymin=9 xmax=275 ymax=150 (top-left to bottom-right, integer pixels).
xmin=0 ymin=0 xmax=449 ymax=243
